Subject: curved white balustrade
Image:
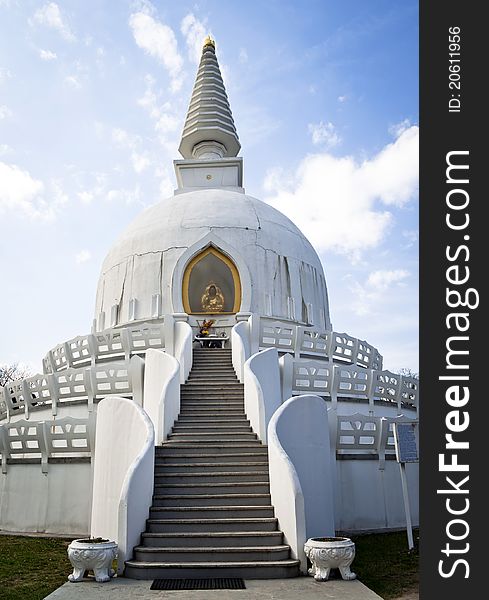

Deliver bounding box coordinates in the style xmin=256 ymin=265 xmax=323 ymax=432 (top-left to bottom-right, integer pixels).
xmin=255 ymin=316 xmax=383 ymax=370
xmin=1 ymin=357 xmax=144 ymax=422
xmin=90 ymin=396 xmax=155 ymax=573
xmin=268 ymin=395 xmax=335 ymax=573
xmin=42 ymin=321 xmax=166 ymax=374
xmin=0 ymin=417 xmax=91 ymax=473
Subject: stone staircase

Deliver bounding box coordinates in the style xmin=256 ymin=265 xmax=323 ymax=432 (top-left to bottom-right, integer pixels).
xmin=125 ymin=347 xmax=300 ymax=579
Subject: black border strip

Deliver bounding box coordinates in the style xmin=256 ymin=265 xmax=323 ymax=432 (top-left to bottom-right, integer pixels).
xmin=420 ymin=3 xmax=484 ymax=596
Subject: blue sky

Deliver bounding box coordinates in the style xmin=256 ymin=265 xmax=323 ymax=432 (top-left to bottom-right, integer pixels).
xmin=0 ymin=0 xmax=418 ymax=373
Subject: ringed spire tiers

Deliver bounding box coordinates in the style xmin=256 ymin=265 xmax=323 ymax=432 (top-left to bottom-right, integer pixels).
xmin=178 ymin=36 xmax=241 ymax=160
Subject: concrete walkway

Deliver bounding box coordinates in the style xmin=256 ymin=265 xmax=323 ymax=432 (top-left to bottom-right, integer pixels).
xmin=44 ymin=576 xmax=383 ymax=599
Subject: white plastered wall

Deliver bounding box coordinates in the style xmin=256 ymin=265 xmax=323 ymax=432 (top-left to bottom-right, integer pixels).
xmin=0 ymin=462 xmax=91 ymax=535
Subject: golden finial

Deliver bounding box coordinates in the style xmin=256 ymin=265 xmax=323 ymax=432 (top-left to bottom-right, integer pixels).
xmin=203 ymin=34 xmax=215 ymax=49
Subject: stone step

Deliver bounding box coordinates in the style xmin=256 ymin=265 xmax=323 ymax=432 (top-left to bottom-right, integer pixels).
xmin=175 ymin=417 xmax=250 ymax=424
xmin=182 ymin=385 xmax=243 ymax=390
xmin=177 ymin=412 xmax=247 ymax=419
xmin=171 ymin=425 xmax=253 ymax=433
xmin=178 ymin=400 xmax=245 ymax=406
xmin=154 ymin=481 xmax=270 ymax=495
xmin=155 ymin=471 xmax=269 ymax=484
xmin=154 ymin=462 xmax=267 ymax=473
xmin=146 ymin=517 xmax=278 ymax=533
xmin=157 ymin=444 xmax=266 ymax=455
xmin=154 ymin=451 xmax=268 ymax=463
xmin=167 ymin=433 xmax=257 ymax=442
xmin=180 ymin=400 xmax=244 ymax=406
xmin=180 ymin=392 xmax=244 ymax=398
xmin=124 ymin=559 xmax=300 ymax=580
xmin=133 ymin=545 xmax=290 ymax=563
xmin=140 ymin=531 xmax=283 ymax=548
xmin=152 ymin=493 xmax=272 ymax=507
xmin=149 ymin=505 xmax=274 ymax=519
xmin=190 ymin=365 xmax=235 ymax=370
xmin=188 ymin=376 xmax=239 ymax=381
xmin=180 ymin=404 xmax=245 ymax=418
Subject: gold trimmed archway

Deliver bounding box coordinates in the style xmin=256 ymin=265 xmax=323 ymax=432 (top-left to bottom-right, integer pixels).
xmin=182 ymin=246 xmax=242 ymax=315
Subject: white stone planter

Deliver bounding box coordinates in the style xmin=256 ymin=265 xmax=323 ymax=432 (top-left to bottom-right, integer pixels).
xmin=67 ymin=538 xmax=118 ymax=583
xmin=304 ymin=537 xmax=356 ymax=581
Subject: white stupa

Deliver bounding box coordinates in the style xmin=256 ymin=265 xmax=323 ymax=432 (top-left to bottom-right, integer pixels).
xmin=95 ymin=35 xmax=331 ymax=332
xmin=0 ymin=36 xmax=418 ymax=581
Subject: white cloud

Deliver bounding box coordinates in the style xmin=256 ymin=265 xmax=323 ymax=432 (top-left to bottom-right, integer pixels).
xmin=111 ymin=127 xmax=152 ymax=173
xmin=64 ymin=75 xmax=81 ymax=89
xmin=38 ymin=48 xmax=57 ymax=61
xmin=338 ymin=95 xmax=348 ymax=103
xmin=264 ymin=125 xmax=419 ymax=261
xmin=0 ymin=105 xmax=12 ymax=119
xmin=348 ymin=269 xmax=410 ymax=316
xmin=112 ymin=127 xmax=137 ymax=148
xmin=0 ymin=163 xmax=69 ymax=220
xmin=131 ymin=151 xmax=151 ymax=173
xmin=389 ymin=118 xmax=412 ymax=138
xmin=0 ymin=162 xmax=44 ymax=217
xmin=366 ymin=269 xmax=410 ymax=291
xmin=31 ymin=2 xmax=75 ymax=42
xmin=137 ymin=75 xmax=181 ymax=148
xmin=129 ymin=11 xmax=183 ymax=92
xmin=181 ymin=13 xmax=207 ymax=64
xmin=0 ymin=144 xmax=13 ymax=156
xmin=106 ymin=187 xmax=142 ymax=205
xmin=308 ymin=121 xmax=341 ymax=148
xmin=77 ymin=190 xmax=94 ymax=204
xmin=75 ymin=249 xmax=91 ymax=264
xmin=0 ymin=67 xmax=12 ymax=84
xmin=402 ymin=229 xmax=418 ymax=249
xmin=239 ymin=48 xmax=248 ymax=64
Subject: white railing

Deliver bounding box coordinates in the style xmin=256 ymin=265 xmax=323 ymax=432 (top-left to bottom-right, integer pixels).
xmin=0 ymin=417 xmax=91 ymax=473
xmin=335 ymin=412 xmax=416 ymax=468
xmin=43 ymin=322 xmax=166 ymax=374
xmin=281 ymin=355 xmax=419 ymax=413
xmin=255 ymin=316 xmax=383 ymax=370
xmin=1 ymin=357 xmax=144 ymax=421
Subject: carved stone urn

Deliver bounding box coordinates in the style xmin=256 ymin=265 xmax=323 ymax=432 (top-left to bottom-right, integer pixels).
xmin=67 ymin=538 xmax=118 ymax=583
xmin=304 ymin=537 xmax=356 ymax=581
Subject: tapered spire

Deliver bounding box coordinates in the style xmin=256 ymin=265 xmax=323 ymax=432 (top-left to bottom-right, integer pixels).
xmin=178 ymin=36 xmax=241 ymax=160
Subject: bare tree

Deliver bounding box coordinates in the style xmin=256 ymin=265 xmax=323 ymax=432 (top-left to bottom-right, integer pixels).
xmin=0 ymin=363 xmax=33 ymax=387
xmin=397 ymin=367 xmax=419 ymax=380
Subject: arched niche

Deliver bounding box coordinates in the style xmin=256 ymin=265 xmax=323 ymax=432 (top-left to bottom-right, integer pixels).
xmin=182 ymin=247 xmax=242 ymax=315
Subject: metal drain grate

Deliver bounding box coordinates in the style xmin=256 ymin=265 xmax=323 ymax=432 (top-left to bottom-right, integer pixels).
xmin=151 ymin=578 xmax=246 ymax=590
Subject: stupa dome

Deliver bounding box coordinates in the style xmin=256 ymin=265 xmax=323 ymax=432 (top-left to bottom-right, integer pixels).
xmin=95 ymin=188 xmax=331 ymax=330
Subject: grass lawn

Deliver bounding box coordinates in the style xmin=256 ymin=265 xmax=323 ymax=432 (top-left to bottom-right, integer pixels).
xmin=0 ymin=530 xmax=419 ymax=600
xmin=350 ymin=529 xmax=419 ymax=599
xmin=0 ymin=535 xmax=73 ymax=600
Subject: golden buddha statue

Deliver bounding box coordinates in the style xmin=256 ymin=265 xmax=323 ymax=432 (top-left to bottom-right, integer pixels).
xmin=201 ymin=282 xmax=225 ymax=312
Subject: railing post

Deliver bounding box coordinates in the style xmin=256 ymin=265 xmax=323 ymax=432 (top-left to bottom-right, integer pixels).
xmin=280 ymin=353 xmax=293 ymax=402
xmin=164 ymin=314 xmax=175 ymax=356
xmin=21 ymin=380 xmax=30 ymax=420
xmin=86 ymin=368 xmax=95 ymax=412
xmin=367 ymin=368 xmax=375 ymax=410
xmin=38 ymin=421 xmax=49 ymax=474
xmin=64 ymin=342 xmax=74 ymax=368
xmin=87 ymin=333 xmax=98 ymax=367
xmin=330 ymin=363 xmax=339 ymax=408
xmin=121 ymin=328 xmax=131 ymax=361
xmin=352 ymin=337 xmax=360 ymax=366
xmin=326 ymin=331 xmax=335 ymax=361
xmin=129 ymin=356 xmax=145 ymax=406
xmin=294 ymin=326 xmax=302 ymax=358
xmin=249 ymin=313 xmax=260 ymax=355
xmin=47 ymin=373 xmax=58 ymax=416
